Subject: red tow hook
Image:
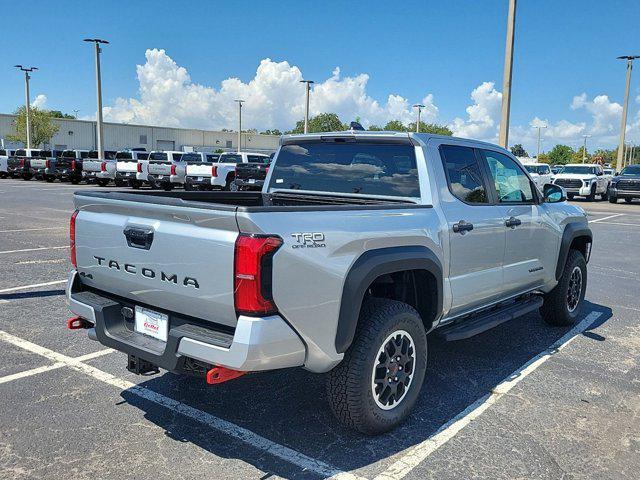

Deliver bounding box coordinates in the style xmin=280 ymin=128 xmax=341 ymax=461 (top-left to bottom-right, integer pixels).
xmin=67 ymin=316 xmax=92 ymax=330
xmin=206 ymin=366 xmax=246 ymax=384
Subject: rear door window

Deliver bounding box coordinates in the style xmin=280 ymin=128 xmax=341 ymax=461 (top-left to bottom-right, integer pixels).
xmin=219 ymin=154 xmax=242 ymax=164
xmin=248 ymin=155 xmax=269 ymax=164
xmin=439 ymin=145 xmax=490 ymax=204
xmin=268 ymin=141 xmax=420 ymax=198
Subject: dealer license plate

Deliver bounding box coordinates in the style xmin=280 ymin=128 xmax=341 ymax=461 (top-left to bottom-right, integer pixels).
xmin=134 ymin=306 xmax=169 ymax=342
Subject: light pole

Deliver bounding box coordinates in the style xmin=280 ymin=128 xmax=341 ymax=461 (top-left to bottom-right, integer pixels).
xmin=498 ymin=0 xmax=517 ymax=148
xmin=73 ymin=109 xmax=80 ymax=119
xmin=535 ymin=124 xmax=547 ymax=161
xmin=235 ymin=99 xmax=244 ymax=152
xmin=413 ymin=104 xmax=425 ymax=132
xmin=300 ymin=80 xmax=314 ymax=134
xmin=84 ymin=38 xmax=109 ymax=159
xmin=616 ymin=56 xmax=639 ymax=169
xmin=582 ymin=134 xmax=591 ymax=163
xmin=14 ymin=65 xmax=38 ymax=149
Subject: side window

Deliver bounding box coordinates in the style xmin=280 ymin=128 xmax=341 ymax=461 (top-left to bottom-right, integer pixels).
xmin=482 ymin=150 xmax=534 ymax=203
xmin=440 ymin=145 xmax=489 ymax=204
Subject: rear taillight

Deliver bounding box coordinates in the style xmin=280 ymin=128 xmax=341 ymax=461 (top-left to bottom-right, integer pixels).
xmin=170 ymin=164 xmax=177 ymax=176
xmin=45 ymin=159 xmax=50 ymax=168
xmin=70 ymin=210 xmax=79 ymax=268
xmin=137 ymin=162 xmax=142 ymax=173
xmin=100 ymin=161 xmax=107 ymax=172
xmin=71 ymin=160 xmax=76 ymax=170
xmin=212 ymin=166 xmax=218 ymax=177
xmin=265 ymin=166 xmax=269 ymax=175
xmin=19 ymin=159 xmax=25 ymax=167
xmin=234 ymin=234 xmax=282 ymax=316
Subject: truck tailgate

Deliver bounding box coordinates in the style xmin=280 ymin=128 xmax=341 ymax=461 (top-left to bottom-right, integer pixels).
xmin=73 ymin=196 xmax=239 ymax=327
xmin=117 ymin=161 xmax=138 ymax=173
xmin=186 ymin=164 xmax=213 ymax=177
xmin=148 ymin=162 xmax=172 ymax=175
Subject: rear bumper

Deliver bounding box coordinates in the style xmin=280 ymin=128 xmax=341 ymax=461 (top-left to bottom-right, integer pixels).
xmin=83 ymin=170 xmax=113 ymax=180
xmin=116 ymin=171 xmax=137 ymax=180
xmin=235 ymin=178 xmax=265 ymax=190
xmin=66 ymin=270 xmax=306 ymax=373
xmin=185 ymin=175 xmax=214 ymax=187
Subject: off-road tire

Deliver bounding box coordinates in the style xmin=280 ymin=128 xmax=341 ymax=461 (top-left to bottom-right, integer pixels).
xmin=625 ymin=198 xmax=633 ymax=203
xmin=327 ymin=298 xmax=428 ymax=435
xmin=609 ymin=195 xmax=618 ymax=203
xmin=97 ymin=179 xmax=109 ymax=187
xmin=130 ymin=180 xmax=141 ymax=189
xmin=601 ymin=188 xmax=608 ymax=201
xmin=162 ymin=183 xmax=173 ymax=191
xmin=586 ymin=184 xmax=596 ymax=201
xmin=567 ymin=193 xmax=575 ymax=200
xmin=184 ymin=182 xmax=194 ymax=191
xmin=540 ymin=249 xmax=587 ymax=326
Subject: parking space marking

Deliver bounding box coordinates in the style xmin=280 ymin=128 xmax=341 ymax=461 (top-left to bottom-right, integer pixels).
xmin=0 ymin=279 xmax=67 ymax=294
xmin=374 ymin=310 xmax=603 ymax=480
xmin=0 ymin=362 xmax=66 ymax=385
xmin=589 ymin=213 xmax=624 ymax=223
xmin=0 ymin=330 xmax=363 ymax=480
xmin=590 ymin=221 xmax=640 ymax=227
xmin=0 ymin=227 xmax=66 ymax=233
xmin=0 ymin=246 xmax=67 ymax=255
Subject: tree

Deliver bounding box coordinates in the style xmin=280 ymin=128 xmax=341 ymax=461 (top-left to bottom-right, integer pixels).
xmin=572 ymin=146 xmax=590 ymax=163
xmin=7 ymin=106 xmax=60 ymax=147
xmin=260 ymin=129 xmax=282 ymax=136
xmin=547 ymin=144 xmax=574 ymax=165
xmin=367 ymin=124 xmax=383 ymax=131
xmin=383 ymin=120 xmax=408 ymax=132
xmin=510 ymin=144 xmax=528 ymax=157
xmin=49 ymin=110 xmax=76 ymax=119
xmin=409 ymin=122 xmax=453 ymax=136
xmin=537 ymin=153 xmax=551 ymax=164
xmin=288 ymin=113 xmax=346 ymax=134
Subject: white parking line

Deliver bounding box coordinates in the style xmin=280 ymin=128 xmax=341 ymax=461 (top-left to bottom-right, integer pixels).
xmin=591 ymin=221 xmax=640 ymax=227
xmin=0 ymin=330 xmax=362 ymax=480
xmin=0 ymin=246 xmax=67 ymax=255
xmin=0 ymin=227 xmax=66 ymax=233
xmin=0 ymin=280 xmax=67 ymax=294
xmin=589 ymin=213 xmax=624 ymax=223
xmin=373 ymin=310 xmax=603 ymax=480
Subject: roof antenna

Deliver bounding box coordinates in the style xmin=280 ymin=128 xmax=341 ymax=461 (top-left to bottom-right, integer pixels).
xmin=349 ymin=121 xmax=365 ymax=131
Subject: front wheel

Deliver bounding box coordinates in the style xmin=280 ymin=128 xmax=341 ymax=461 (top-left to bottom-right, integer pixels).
xmin=327 ymin=298 xmax=428 ymax=435
xmin=97 ymin=179 xmax=109 ymax=187
xmin=586 ymin=184 xmax=596 ymax=201
xmin=540 ymin=249 xmax=587 ymax=326
xmin=609 ymin=194 xmax=617 ymax=203
xmin=625 ymin=198 xmax=633 ymax=203
xmin=601 ymin=188 xmax=608 ymax=201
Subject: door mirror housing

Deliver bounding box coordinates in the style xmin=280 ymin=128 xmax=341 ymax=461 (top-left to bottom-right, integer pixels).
xmin=543 ymin=183 xmax=565 ymax=203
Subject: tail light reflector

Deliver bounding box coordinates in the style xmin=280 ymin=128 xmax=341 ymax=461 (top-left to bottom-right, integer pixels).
xmin=70 ymin=210 xmax=79 ymax=267
xmin=212 ymin=166 xmax=218 ymax=177
xmin=71 ymin=160 xmax=76 ymax=170
xmin=137 ymin=162 xmax=142 ymax=173
xmin=19 ymin=159 xmax=25 ymax=167
xmin=170 ymin=164 xmax=177 ymax=175
xmin=100 ymin=161 xmax=107 ymax=172
xmin=45 ymin=159 xmax=50 ymax=168
xmin=234 ymin=234 xmax=282 ymax=316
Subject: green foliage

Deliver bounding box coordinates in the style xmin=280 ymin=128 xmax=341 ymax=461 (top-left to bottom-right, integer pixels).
xmin=288 ymin=113 xmax=346 ymax=134
xmin=260 ymin=129 xmax=283 ymax=136
xmin=547 ymin=144 xmax=575 ymax=165
xmin=537 ymin=153 xmax=551 ymax=164
xmin=409 ymin=122 xmax=453 ymax=136
xmin=510 ymin=144 xmax=528 ymax=157
xmin=49 ymin=110 xmax=76 ymax=119
xmin=571 ymin=146 xmax=590 ymax=163
xmin=7 ymin=106 xmax=60 ymax=147
xmin=383 ymin=120 xmax=408 ymax=132
xmin=367 ymin=124 xmax=383 ymax=131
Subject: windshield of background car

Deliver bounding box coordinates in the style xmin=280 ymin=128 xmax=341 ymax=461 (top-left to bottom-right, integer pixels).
xmin=621 ymin=165 xmax=640 ymax=175
xmin=525 ymin=165 xmax=550 ymax=174
xmin=562 ymin=166 xmax=594 ymax=174
xmin=219 ymin=154 xmax=242 ymax=163
xmin=268 ymin=142 xmax=420 ymax=198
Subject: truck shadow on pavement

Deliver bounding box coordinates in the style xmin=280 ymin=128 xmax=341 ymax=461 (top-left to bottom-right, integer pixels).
xmin=121 ymin=301 xmax=612 ymax=479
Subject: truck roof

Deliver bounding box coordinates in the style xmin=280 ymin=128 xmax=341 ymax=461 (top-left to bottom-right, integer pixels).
xmin=280 ymin=130 xmax=505 ymax=151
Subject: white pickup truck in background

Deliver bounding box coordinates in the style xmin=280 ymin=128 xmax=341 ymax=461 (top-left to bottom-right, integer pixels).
xmin=208 ymin=152 xmax=271 ymax=190
xmin=115 ymin=150 xmax=149 ymax=188
xmin=0 ymin=148 xmax=16 ymax=178
xmin=82 ymin=150 xmax=118 ymax=186
xmin=137 ymin=151 xmax=183 ymax=190
xmin=523 ymin=163 xmax=553 ymax=190
xmin=183 ymin=152 xmax=222 ymax=190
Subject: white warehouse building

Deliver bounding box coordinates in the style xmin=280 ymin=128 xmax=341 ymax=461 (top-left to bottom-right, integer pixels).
xmin=0 ymin=113 xmax=280 ymax=153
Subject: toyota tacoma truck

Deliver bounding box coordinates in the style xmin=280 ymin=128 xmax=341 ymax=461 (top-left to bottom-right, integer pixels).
xmin=232 ymin=156 xmax=272 ymax=191
xmin=6 ymin=148 xmax=44 ymax=179
xmin=66 ymin=131 xmax=592 ymax=434
xmin=552 ymin=163 xmax=610 ymax=201
xmin=114 ymin=149 xmax=149 ymax=188
xmin=183 ymin=152 xmax=222 ymax=191
xmin=0 ymin=148 xmax=16 ymax=178
xmin=143 ymin=151 xmax=184 ymax=190
xmin=608 ymin=164 xmax=640 ymax=203
xmin=83 ymin=150 xmax=118 ymax=186
xmin=55 ymin=150 xmax=91 ymax=184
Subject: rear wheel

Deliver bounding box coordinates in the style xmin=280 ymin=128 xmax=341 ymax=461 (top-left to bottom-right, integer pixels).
xmin=184 ymin=182 xmax=194 ymax=191
xmin=229 ymin=180 xmax=239 ymax=192
xmin=601 ymin=188 xmax=608 ymax=201
xmin=567 ymin=193 xmax=575 ymax=200
xmin=97 ymin=179 xmax=109 ymax=187
xmin=162 ymin=183 xmax=173 ymax=191
xmin=540 ymin=249 xmax=587 ymax=326
xmin=609 ymin=194 xmax=618 ymax=203
xmin=130 ymin=180 xmax=141 ymax=189
xmin=327 ymin=298 xmax=428 ymax=435
xmin=625 ymin=198 xmax=633 ymax=203
xmin=22 ymin=174 xmax=32 ymax=181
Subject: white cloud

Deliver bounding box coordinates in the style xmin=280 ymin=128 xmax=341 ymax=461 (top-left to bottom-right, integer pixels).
xmin=449 ymin=81 xmax=502 ymax=141
xmin=31 ymin=94 xmax=47 ymax=109
xmin=103 ymin=49 xmax=438 ymax=131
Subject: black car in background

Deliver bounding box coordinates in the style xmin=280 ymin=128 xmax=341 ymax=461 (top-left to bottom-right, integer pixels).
xmin=609 ymin=165 xmax=640 ymax=203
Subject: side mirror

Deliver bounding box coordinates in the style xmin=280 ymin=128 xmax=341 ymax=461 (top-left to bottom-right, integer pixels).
xmin=543 ymin=183 xmax=565 ymax=203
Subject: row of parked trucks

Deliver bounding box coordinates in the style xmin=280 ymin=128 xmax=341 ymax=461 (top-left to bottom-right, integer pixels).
xmin=0 ymin=148 xmax=272 ymax=191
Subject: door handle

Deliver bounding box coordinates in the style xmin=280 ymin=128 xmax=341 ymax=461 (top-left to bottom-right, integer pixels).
xmin=505 ymin=216 xmax=522 ymax=228
xmin=452 ymin=220 xmax=474 ymax=234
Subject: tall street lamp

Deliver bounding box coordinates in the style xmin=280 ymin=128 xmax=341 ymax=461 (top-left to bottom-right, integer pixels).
xmin=413 ymin=104 xmax=425 ymax=132
xmin=535 ymin=124 xmax=547 ymax=161
xmin=616 ymin=56 xmax=639 ymax=169
xmin=84 ymin=38 xmax=109 ymax=159
xmin=498 ymin=0 xmax=517 ymax=148
xmin=582 ymin=134 xmax=591 ymax=163
xmin=235 ymin=100 xmax=244 ymax=152
xmin=14 ymin=65 xmax=38 ymax=149
xmin=300 ymin=80 xmax=314 ymax=134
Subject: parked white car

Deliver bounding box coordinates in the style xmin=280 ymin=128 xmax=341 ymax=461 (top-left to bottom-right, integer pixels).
xmin=138 ymin=151 xmax=184 ymax=190
xmin=523 ymin=163 xmax=553 ymax=190
xmin=0 ymin=148 xmax=15 ymax=177
xmin=552 ymin=163 xmax=611 ymax=201
xmin=115 ymin=150 xmax=149 ymax=188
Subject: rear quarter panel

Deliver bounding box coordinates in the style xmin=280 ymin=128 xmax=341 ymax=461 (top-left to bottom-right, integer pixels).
xmin=237 ymin=206 xmax=443 ymax=372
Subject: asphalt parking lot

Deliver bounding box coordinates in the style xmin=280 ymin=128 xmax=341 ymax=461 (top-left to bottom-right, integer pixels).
xmin=0 ymin=179 xmax=639 ymax=480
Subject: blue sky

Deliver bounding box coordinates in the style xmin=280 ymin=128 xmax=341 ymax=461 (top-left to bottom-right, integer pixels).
xmin=2 ymin=0 xmax=639 ymax=152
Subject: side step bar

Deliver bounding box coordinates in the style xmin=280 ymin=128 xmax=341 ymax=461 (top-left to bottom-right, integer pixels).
xmin=437 ymin=296 xmax=544 ymax=341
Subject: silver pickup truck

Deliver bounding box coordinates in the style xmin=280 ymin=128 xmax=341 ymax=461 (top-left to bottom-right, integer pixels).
xmin=66 ymin=131 xmax=592 ymax=434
